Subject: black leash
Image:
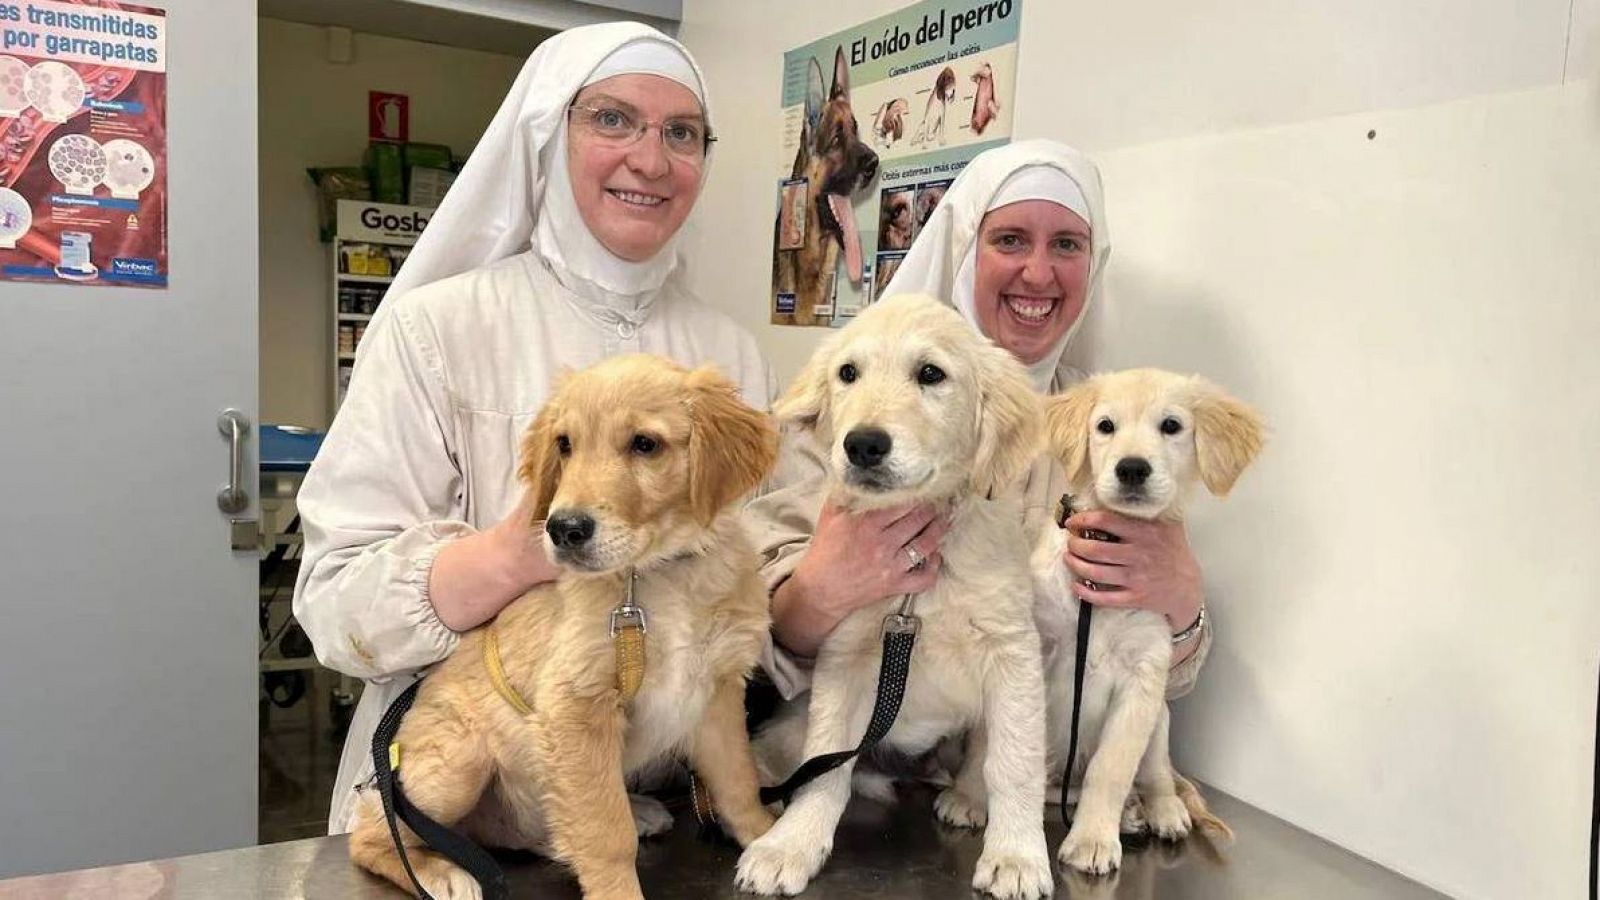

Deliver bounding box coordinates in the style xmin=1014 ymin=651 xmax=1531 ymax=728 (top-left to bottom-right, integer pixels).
xmin=1056 ymin=494 xmax=1116 ymax=829
xmin=372 ymin=679 xmax=510 ymax=900
xmin=370 ymin=597 xmax=924 ymax=886
xmin=759 ymin=601 xmax=921 ymax=805
xmin=1061 ymin=584 xmax=1093 ymax=827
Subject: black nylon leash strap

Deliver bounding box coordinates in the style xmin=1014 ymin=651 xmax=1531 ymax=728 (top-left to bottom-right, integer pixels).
xmin=1056 ymin=494 xmax=1115 ymax=829
xmin=372 ymin=679 xmax=510 ymax=900
xmin=760 ymin=618 xmax=919 ymax=805
xmin=1061 ymin=599 xmax=1093 ymax=827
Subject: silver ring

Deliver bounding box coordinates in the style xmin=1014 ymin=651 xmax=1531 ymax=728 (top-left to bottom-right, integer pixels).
xmin=903 ymin=544 xmax=926 ymax=572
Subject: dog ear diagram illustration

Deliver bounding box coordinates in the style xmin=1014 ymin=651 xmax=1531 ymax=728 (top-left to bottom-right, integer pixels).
xmin=969 ymin=62 xmax=1001 ymax=135
xmin=872 ymin=97 xmax=910 ymax=149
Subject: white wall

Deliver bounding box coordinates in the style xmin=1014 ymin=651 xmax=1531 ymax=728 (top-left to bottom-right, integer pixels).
xmin=678 ymin=2 xmax=1600 ymax=898
xmin=258 ymin=19 xmax=524 ymax=429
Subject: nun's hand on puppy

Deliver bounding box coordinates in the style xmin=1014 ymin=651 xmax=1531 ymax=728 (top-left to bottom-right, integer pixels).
xmin=771 ymin=501 xmax=950 ymax=658
xmin=428 ymin=487 xmax=563 ymax=633
xmin=1062 ymin=510 xmax=1204 ymax=664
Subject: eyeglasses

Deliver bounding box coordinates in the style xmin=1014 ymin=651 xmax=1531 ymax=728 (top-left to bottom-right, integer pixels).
xmin=567 ymin=104 xmax=715 ymax=162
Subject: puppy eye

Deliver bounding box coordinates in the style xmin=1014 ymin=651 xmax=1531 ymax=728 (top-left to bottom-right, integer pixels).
xmin=1160 ymin=417 xmax=1184 ymax=436
xmin=916 ymin=364 xmax=946 ymax=386
xmin=1095 ymin=418 xmax=1115 ymax=435
xmin=631 ymin=434 xmax=659 ymax=456
xmin=556 ymin=434 xmax=572 ymax=456
xmin=838 ymin=363 xmax=858 ymax=384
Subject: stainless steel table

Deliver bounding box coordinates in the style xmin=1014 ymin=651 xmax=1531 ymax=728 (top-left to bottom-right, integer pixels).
xmin=0 ymin=786 xmax=1445 ymax=898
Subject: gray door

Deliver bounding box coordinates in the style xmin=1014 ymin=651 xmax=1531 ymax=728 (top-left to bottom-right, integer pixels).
xmin=0 ymin=2 xmax=260 ymax=878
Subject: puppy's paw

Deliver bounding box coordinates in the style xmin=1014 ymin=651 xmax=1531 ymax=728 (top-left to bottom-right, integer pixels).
xmin=629 ymin=794 xmax=674 ymax=839
xmin=934 ymin=787 xmax=988 ymax=829
xmin=734 ymin=832 xmax=830 ymax=896
xmin=1144 ymin=794 xmax=1191 ymax=841
xmin=419 ymin=862 xmax=484 ymax=900
xmin=1119 ymin=792 xmax=1148 ymax=835
xmin=852 ymin=769 xmax=898 ymax=806
xmin=1058 ymin=821 xmax=1122 ymax=875
xmin=972 ymin=844 xmax=1053 ymax=899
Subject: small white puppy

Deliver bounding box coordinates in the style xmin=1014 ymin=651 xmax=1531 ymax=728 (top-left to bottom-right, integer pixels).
xmin=735 ymin=295 xmax=1052 ymax=899
xmin=1032 ymin=368 xmax=1263 ymax=874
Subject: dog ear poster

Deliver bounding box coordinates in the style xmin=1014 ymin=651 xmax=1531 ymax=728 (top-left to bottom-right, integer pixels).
xmin=771 ymin=0 xmax=1019 ymax=327
xmin=0 ymin=1 xmax=167 ymax=289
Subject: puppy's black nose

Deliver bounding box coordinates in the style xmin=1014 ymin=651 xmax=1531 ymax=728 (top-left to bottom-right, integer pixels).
xmin=844 ymin=428 xmax=892 ymax=469
xmin=546 ymin=513 xmax=596 ymax=549
xmin=1115 ymin=457 xmax=1152 ymax=486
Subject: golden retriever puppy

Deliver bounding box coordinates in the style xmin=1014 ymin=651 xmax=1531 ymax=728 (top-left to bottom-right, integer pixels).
xmin=1029 ymin=368 xmax=1263 ymax=874
xmin=349 ymin=355 xmax=779 ymax=900
xmin=736 ymin=294 xmax=1053 ymax=900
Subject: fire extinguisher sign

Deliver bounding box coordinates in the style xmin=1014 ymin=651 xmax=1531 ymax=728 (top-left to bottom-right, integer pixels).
xmin=369 ymin=91 xmax=409 ymax=143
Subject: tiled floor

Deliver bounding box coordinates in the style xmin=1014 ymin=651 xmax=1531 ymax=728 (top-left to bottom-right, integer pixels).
xmin=258 ymin=666 xmax=358 ymax=844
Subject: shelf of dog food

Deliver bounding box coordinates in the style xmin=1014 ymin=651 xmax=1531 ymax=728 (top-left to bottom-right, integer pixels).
xmin=334 ymin=273 xmax=378 ymax=404
xmin=331 ymin=200 xmax=434 ymax=412
xmin=337 ymin=322 xmax=366 ymax=355
xmin=338 ymin=282 xmax=386 ymax=316
xmin=336 ymin=242 xmax=410 ymax=279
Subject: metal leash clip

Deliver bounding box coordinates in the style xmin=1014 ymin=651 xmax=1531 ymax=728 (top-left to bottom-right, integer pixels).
xmin=882 ymin=593 xmax=921 ymax=636
xmin=610 ymin=570 xmax=648 ymax=637
xmin=1057 ymin=494 xmax=1120 ymax=543
xmin=610 ymin=605 xmax=647 ymax=636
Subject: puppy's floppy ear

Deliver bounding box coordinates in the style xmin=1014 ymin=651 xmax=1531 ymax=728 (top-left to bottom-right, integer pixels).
xmin=685 ymin=365 xmax=780 ymax=525
xmin=1191 ymin=379 xmax=1266 ymax=497
xmin=970 ymin=342 xmax=1045 ymax=496
xmin=771 ymin=331 xmax=842 ymax=435
xmin=516 ymin=399 xmax=563 ymax=523
xmin=1045 ymin=379 xmax=1099 ymax=491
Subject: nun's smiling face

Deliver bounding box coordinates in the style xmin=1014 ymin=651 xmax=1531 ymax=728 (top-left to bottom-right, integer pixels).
xmin=972 ymin=200 xmax=1092 ymax=365
xmin=567 ymin=74 xmax=707 ymax=262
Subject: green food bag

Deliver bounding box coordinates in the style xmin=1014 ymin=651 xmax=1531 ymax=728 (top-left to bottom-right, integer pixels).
xmin=365 ymin=142 xmax=405 ymax=204
xmin=402 ymin=142 xmax=454 ymax=173
xmin=307 ymin=167 xmax=371 ymax=242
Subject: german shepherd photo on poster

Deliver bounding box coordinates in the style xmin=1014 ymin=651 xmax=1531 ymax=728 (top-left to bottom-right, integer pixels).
xmin=770 ymin=46 xmax=879 ymax=327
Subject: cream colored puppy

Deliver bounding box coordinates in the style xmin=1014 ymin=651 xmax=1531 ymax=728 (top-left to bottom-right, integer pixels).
xmin=1031 ymin=368 xmax=1263 ymax=874
xmin=735 ymin=295 xmax=1052 ymax=900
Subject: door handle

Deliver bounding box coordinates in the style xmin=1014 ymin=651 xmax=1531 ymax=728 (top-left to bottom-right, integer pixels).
xmin=217 ymin=408 xmax=251 ymax=514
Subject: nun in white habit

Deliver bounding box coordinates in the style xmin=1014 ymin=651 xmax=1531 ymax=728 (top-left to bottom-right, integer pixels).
xmin=293 ymin=22 xmax=774 ymax=835
xmin=745 ymin=139 xmax=1211 ymax=704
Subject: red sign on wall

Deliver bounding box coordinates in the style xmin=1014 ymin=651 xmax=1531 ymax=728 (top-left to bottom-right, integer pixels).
xmin=369 ymin=92 xmax=409 ymax=143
